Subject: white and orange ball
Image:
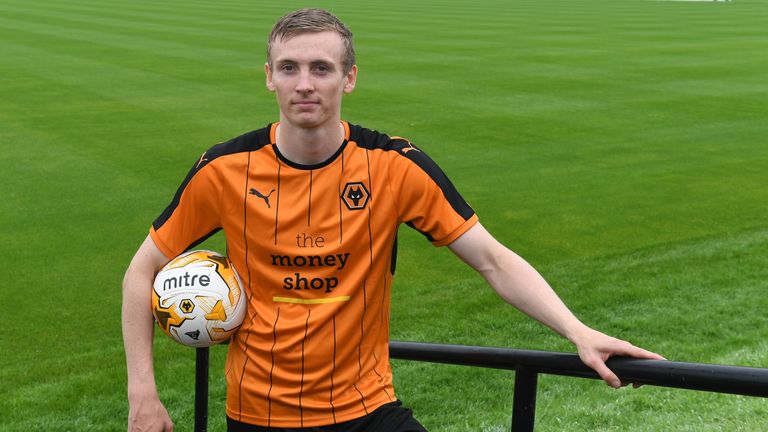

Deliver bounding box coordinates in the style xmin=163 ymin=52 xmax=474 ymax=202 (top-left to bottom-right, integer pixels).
xmin=152 ymin=250 xmax=247 ymax=347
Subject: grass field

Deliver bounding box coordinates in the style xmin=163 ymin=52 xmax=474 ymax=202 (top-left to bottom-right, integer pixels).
xmin=1 ymin=0 xmax=767 ymax=430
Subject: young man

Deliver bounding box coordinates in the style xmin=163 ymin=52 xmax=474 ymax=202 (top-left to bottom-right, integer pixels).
xmin=122 ymin=8 xmax=663 ymax=432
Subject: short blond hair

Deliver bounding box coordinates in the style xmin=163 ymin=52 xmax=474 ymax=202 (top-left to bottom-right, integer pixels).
xmin=267 ymin=8 xmax=355 ymax=73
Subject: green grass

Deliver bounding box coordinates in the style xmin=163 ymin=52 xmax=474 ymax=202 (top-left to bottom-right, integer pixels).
xmin=1 ymin=0 xmax=766 ymax=430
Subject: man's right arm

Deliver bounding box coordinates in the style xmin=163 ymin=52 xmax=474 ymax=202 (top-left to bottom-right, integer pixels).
xmin=122 ymin=234 xmax=174 ymax=432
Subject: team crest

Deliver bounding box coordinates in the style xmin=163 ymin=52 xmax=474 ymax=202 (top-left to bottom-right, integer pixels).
xmin=341 ymin=182 xmax=370 ymax=210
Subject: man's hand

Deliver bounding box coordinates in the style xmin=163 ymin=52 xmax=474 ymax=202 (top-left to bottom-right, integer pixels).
xmin=570 ymin=326 xmax=665 ymax=388
xmin=128 ymin=391 xmax=174 ymax=432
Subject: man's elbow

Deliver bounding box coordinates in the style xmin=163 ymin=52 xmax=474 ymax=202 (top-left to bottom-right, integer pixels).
xmin=474 ymin=247 xmax=510 ymax=279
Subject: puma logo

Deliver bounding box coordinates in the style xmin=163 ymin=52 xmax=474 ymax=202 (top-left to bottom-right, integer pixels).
xmin=401 ymin=143 xmax=420 ymax=154
xmin=249 ymin=188 xmax=275 ymax=208
xmin=392 ymin=137 xmax=420 ymax=155
xmin=196 ymin=152 xmax=209 ymax=168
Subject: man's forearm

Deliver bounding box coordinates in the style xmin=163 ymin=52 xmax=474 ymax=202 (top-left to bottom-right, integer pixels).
xmin=448 ymin=223 xmax=590 ymax=341
xmin=122 ymin=235 xmax=170 ymax=399
xmin=479 ymin=246 xmax=590 ymax=342
xmin=449 ymin=223 xmax=665 ymax=388
xmin=122 ymin=262 xmax=159 ymax=398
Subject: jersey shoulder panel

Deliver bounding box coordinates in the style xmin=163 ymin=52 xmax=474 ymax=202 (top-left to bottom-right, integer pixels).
xmin=351 ymin=123 xmax=475 ymax=221
xmin=347 ymin=123 xmax=475 ymax=243
xmin=197 ymin=125 xmax=274 ymax=170
xmin=347 ymin=123 xmax=415 ymax=154
xmin=152 ymin=125 xmax=274 ymax=232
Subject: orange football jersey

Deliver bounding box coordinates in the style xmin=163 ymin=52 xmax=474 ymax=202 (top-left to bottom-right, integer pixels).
xmin=150 ymin=121 xmax=477 ymax=427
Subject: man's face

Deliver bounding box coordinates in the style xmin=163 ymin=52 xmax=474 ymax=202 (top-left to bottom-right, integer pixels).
xmin=266 ymin=31 xmax=357 ymax=130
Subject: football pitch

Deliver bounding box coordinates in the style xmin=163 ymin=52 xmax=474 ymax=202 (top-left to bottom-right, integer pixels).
xmin=1 ymin=0 xmax=767 ymax=430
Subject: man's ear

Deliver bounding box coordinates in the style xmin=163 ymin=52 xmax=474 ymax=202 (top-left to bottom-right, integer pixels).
xmin=265 ymin=62 xmax=275 ymax=92
xmin=343 ymin=65 xmax=358 ymax=94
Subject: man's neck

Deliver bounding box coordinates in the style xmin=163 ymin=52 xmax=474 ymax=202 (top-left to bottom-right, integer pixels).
xmin=275 ymin=121 xmax=345 ymax=166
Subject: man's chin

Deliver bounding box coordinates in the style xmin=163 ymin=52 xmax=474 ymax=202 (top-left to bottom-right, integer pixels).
xmin=285 ymin=114 xmax=328 ymax=129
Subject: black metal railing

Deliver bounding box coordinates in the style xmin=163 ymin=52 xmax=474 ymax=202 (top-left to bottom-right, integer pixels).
xmin=388 ymin=341 xmax=768 ymax=431
xmin=193 ymin=342 xmax=768 ymax=432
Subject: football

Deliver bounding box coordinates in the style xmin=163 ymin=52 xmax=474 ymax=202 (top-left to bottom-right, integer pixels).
xmin=152 ymin=250 xmax=247 ymax=347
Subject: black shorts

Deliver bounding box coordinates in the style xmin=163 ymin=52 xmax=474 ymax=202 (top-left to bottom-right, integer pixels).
xmin=227 ymin=401 xmax=428 ymax=432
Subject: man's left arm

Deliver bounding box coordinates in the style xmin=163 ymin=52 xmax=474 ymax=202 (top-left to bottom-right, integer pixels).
xmin=448 ymin=222 xmax=664 ymax=388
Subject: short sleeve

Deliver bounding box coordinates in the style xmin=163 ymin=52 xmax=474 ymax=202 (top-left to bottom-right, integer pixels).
xmin=150 ymin=158 xmax=222 ymax=259
xmin=389 ymin=141 xmax=478 ymax=246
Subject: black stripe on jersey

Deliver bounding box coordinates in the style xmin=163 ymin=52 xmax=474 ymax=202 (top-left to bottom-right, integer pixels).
xmin=153 ymin=127 xmax=272 ymax=233
xmin=307 ymin=170 xmax=313 ymax=226
xmin=299 ymin=308 xmax=311 ymax=427
xmin=237 ymin=151 xmax=253 ymax=421
xmin=330 ymin=311 xmax=338 ymax=423
xmin=406 ymin=221 xmax=434 ymax=242
xmin=365 ymin=148 xmax=373 ymax=201
xmin=184 ymin=228 xmax=221 ymax=253
xmin=398 ymin=146 xmax=474 ymax=220
xmin=355 ymin=278 xmax=368 ymax=415
xmin=368 ymin=207 xmax=393 ymax=401
xmin=338 ymin=151 xmax=345 ymax=244
xmin=243 ymin=152 xmax=254 ymax=304
xmin=347 ymin=123 xmax=475 ymax=222
xmin=274 ymin=156 xmax=281 ymax=245
xmin=237 ymin=293 xmax=261 ymax=421
xmin=367 ymin=205 xmax=374 ymax=270
xmin=267 ymin=308 xmax=280 ymax=427
xmin=390 ymin=234 xmax=398 ymax=275
xmin=353 ymin=373 xmax=368 ymax=414
xmin=347 ymin=124 xmax=392 ymax=151
xmin=237 ymin=313 xmax=256 ymax=421
xmin=373 ymin=243 xmax=397 ymax=402
xmin=237 ymin=353 xmax=248 ymax=420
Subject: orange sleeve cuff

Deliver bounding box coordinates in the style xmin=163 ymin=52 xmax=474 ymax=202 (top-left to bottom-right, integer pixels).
xmin=432 ymin=214 xmax=479 ymax=247
xmin=149 ymin=226 xmax=177 ymax=260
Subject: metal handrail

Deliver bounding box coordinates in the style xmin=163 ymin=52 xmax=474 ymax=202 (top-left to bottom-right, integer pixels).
xmin=389 ymin=341 xmax=768 ymax=396
xmin=193 ymin=342 xmax=768 ymax=432
xmin=388 ymin=341 xmax=768 ymax=431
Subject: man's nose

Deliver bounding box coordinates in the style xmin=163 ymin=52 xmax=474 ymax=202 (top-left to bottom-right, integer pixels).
xmin=296 ymin=70 xmax=314 ymax=92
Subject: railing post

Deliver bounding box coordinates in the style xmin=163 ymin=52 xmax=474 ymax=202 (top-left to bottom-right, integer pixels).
xmin=511 ymin=366 xmax=538 ymax=432
xmin=195 ymin=347 xmax=209 ymax=432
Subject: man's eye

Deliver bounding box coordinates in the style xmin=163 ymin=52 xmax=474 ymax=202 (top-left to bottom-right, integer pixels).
xmin=280 ymin=64 xmax=295 ymax=72
xmin=314 ymin=65 xmax=330 ymax=73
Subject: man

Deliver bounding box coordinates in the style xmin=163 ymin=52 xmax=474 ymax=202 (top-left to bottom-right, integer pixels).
xmin=123 ymin=8 xmax=663 ymax=432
